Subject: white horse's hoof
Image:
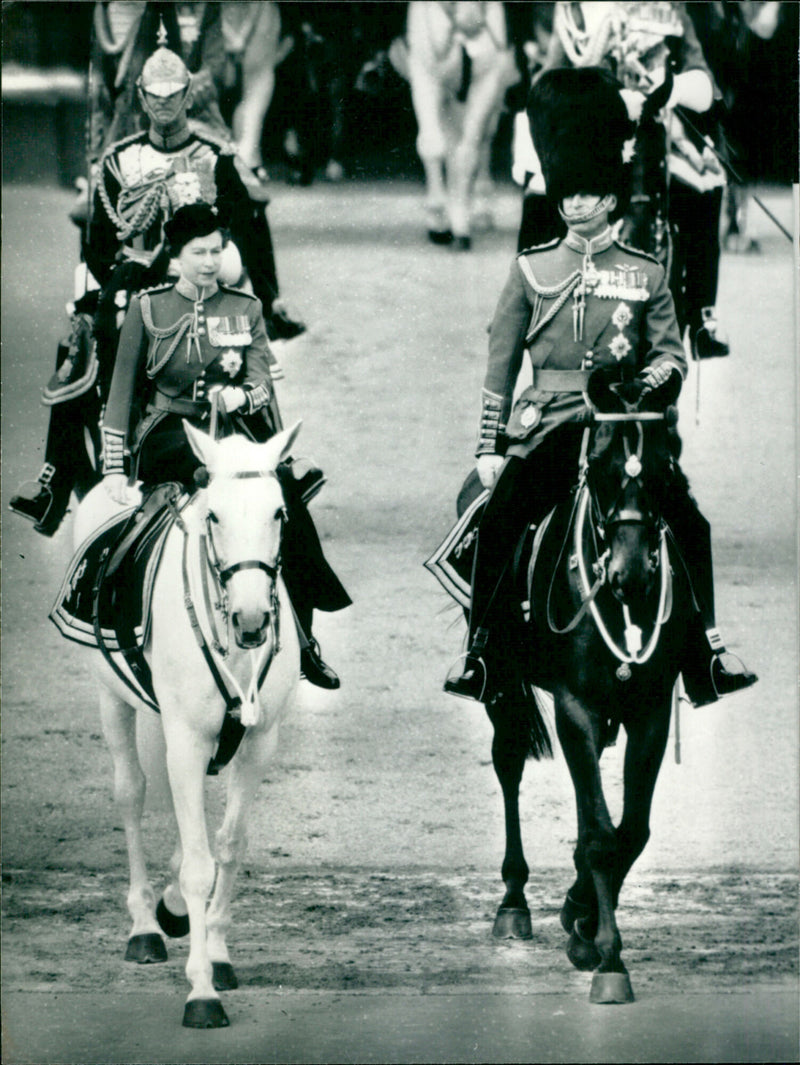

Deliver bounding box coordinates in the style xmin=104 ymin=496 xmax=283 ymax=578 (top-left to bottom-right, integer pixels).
xmin=124 ymin=933 xmax=167 ymax=964
xmin=183 ymin=998 xmax=230 ymax=1029
xmin=589 ymin=970 xmax=635 ymax=1004
xmin=212 ymin=961 xmax=239 ymax=991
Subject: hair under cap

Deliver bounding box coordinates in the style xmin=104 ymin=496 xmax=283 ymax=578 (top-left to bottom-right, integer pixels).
xmin=164 ymin=203 xmax=223 ymax=252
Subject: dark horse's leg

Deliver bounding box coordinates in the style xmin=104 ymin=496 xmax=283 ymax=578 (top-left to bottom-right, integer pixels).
xmin=487 ymin=694 xmax=532 ymax=939
xmin=556 ymin=688 xmax=628 ymax=990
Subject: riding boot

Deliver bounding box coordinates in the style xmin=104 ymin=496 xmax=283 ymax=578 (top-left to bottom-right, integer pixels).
xmin=664 ymin=500 xmax=757 ymax=706
xmin=289 ymin=599 xmax=340 ymax=690
xmin=9 ymin=394 xmax=100 ymax=536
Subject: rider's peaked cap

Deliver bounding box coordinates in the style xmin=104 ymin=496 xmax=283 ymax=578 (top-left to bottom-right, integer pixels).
xmin=164 ymin=204 xmax=226 ymax=253
xmin=139 ymin=44 xmax=190 ymax=97
xmin=527 ymin=67 xmax=633 ymax=205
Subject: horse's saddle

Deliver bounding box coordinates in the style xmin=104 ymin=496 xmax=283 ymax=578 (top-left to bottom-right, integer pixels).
xmin=50 ymin=484 xmax=188 ymax=704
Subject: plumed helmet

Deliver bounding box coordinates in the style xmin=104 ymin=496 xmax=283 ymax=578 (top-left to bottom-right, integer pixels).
xmin=527 ymin=67 xmax=634 ymax=205
xmin=139 ymin=44 xmax=190 ymax=97
xmin=164 ymin=203 xmax=224 ymax=253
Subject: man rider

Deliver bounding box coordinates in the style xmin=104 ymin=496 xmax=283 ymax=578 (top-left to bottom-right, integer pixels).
xmin=10 ymin=31 xmax=303 ymax=537
xmin=444 ymin=66 xmax=756 ymax=708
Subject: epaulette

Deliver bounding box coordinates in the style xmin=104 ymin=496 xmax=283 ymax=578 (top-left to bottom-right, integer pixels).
xmin=100 ymin=128 xmax=147 ymax=164
xmin=516 ymin=236 xmax=561 ymax=258
xmin=218 ymin=284 xmax=257 ymax=300
xmin=613 ymin=239 xmax=660 ymax=265
xmin=188 ymin=120 xmax=236 ymax=156
xmin=136 ymin=283 xmax=173 ymax=297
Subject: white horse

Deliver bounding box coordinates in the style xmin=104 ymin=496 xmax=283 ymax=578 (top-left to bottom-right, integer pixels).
xmin=403 ymin=1 xmax=519 ymax=249
xmin=72 ymin=422 xmax=302 ymax=1028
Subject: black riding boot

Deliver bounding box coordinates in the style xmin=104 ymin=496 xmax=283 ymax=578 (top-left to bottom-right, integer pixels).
xmin=10 ymin=394 xmax=100 ymax=536
xmin=664 ymin=494 xmax=757 ymax=706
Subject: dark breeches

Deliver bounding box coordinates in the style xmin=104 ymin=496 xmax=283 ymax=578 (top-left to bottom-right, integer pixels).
xmin=668 ymin=182 xmax=723 ymax=337
xmin=469 ymin=425 xmax=585 ymax=639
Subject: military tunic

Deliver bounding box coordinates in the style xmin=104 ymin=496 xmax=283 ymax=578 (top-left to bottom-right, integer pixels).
xmin=479 ymin=227 xmax=687 ymax=459
xmin=102 ymin=278 xmax=273 ymax=479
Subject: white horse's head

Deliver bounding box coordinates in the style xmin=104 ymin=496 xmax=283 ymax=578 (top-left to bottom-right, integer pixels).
xmin=183 ymin=419 xmax=302 ymax=650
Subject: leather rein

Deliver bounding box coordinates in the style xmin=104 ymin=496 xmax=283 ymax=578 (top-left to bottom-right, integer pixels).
xmin=545 ymin=412 xmax=672 ymax=680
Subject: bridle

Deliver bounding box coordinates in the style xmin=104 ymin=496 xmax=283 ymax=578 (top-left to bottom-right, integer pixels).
xmin=546 ymin=409 xmax=672 ymax=680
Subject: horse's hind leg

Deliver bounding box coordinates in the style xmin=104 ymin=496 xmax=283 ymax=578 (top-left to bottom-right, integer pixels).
xmin=206 ymin=726 xmax=280 ymax=991
xmin=488 ymin=703 xmax=532 ymax=939
xmin=98 ymin=686 xmax=166 ymax=964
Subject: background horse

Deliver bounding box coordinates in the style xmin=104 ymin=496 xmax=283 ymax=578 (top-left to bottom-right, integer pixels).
xmin=71 ymin=422 xmax=301 ymax=1028
xmin=402 ymin=0 xmax=519 ymax=248
xmin=486 ymin=372 xmax=694 ymax=1003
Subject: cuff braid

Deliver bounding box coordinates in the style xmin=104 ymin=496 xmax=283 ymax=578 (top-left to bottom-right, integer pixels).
xmin=475 ymin=389 xmax=504 ymax=456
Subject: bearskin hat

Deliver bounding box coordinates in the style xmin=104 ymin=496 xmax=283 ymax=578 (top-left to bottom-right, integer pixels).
xmin=527 ymin=67 xmax=634 ymax=206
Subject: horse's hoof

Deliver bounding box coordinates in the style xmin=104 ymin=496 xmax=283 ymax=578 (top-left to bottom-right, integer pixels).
xmin=156 ymin=897 xmax=189 ymax=938
xmin=182 ymin=998 xmax=230 ymax=1029
xmin=589 ymin=969 xmax=635 ymax=1004
xmin=212 ymin=961 xmax=239 ymax=991
xmin=453 ymin=235 xmax=472 ymax=251
xmin=428 ymin=228 xmax=453 ymax=245
xmin=492 ymin=907 xmax=533 ymax=940
xmin=560 ymin=891 xmax=591 ymax=934
xmin=566 ymin=921 xmax=602 ymax=971
xmin=124 ymin=933 xmax=167 ymax=964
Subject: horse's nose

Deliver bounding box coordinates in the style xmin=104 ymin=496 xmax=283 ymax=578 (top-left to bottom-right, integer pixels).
xmin=231 ymin=610 xmax=269 ymax=649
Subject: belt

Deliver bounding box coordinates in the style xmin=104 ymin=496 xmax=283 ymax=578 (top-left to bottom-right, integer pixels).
xmin=531 ymin=368 xmax=591 ymax=392
xmin=150 ymin=391 xmax=208 ymax=417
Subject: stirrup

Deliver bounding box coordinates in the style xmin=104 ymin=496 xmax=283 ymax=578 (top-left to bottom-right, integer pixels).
xmin=443 ymin=652 xmax=487 ymax=702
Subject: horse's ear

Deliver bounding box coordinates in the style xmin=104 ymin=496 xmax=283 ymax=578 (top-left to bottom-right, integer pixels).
xmin=586 ymin=367 xmax=626 ymax=414
xmin=268 ymin=419 xmax=303 ymax=466
xmin=182 ymin=419 xmax=217 ymax=467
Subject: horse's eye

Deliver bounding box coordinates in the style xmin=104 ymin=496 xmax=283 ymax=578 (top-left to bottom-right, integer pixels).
xmin=275 ymin=506 xmax=287 ymax=522
xmin=208 ymin=511 xmax=219 ymax=525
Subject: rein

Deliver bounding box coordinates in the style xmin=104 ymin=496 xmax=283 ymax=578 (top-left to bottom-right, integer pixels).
xmin=546 ymin=412 xmax=672 ymax=680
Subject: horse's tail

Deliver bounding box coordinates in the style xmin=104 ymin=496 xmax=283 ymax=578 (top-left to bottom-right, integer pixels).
xmin=486 ymin=675 xmax=553 ymax=761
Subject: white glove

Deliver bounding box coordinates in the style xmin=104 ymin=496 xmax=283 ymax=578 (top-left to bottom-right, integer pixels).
xmin=477 ymin=454 xmax=504 ymax=489
xmin=639 ymin=364 xmax=678 ymax=395
xmin=217 ymin=386 xmax=246 ymax=413
xmin=620 ymin=88 xmax=646 ymax=122
xmin=104 ymin=473 xmax=136 ymax=506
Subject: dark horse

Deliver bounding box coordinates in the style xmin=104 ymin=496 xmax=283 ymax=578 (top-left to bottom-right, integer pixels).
xmin=485 ymin=367 xmax=693 ymax=1004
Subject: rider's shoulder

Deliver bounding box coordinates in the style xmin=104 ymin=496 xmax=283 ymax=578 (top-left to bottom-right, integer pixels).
xmin=516 ymin=237 xmax=562 ymax=258
xmin=188 ymin=122 xmax=236 ymax=156
xmin=612 ymin=239 xmax=661 ymax=266
xmin=136 ymin=283 xmax=174 ymax=301
xmin=100 ymin=129 xmax=148 ymax=163
xmin=218 ymin=285 xmax=258 ymax=302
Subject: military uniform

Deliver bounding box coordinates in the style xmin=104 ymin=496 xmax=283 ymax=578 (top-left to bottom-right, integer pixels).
xmin=102 ymin=277 xmax=273 ymax=480
xmin=479 ymin=226 xmax=687 ymax=461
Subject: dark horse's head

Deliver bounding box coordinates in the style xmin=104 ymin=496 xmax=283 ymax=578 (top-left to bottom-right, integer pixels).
xmin=584 ymin=368 xmax=684 ymax=610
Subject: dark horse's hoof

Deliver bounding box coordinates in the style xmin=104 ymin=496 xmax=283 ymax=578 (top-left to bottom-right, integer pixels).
xmin=428 ymin=228 xmax=453 ymax=245
xmin=590 ymin=969 xmax=635 ymax=1004
xmin=183 ymin=998 xmax=230 ymax=1029
xmin=566 ymin=920 xmax=602 ymax=971
xmin=560 ymin=891 xmax=592 ymax=934
xmin=212 ymin=961 xmax=239 ymax=991
xmin=453 ymin=235 xmax=472 ymax=251
xmin=156 ymin=897 xmax=190 ymax=938
xmin=124 ymin=933 xmax=167 ymax=964
xmin=492 ymin=907 xmax=533 ymax=940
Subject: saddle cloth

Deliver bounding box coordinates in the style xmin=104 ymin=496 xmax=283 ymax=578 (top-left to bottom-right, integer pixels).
xmin=50 ymin=486 xmax=186 ymax=667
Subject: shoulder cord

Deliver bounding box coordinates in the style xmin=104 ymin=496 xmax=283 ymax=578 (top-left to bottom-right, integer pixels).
xmin=98 ymin=156 xmax=169 ymax=242
xmin=555 ymin=3 xmax=616 ymax=68
xmin=139 ymin=293 xmax=197 ymax=376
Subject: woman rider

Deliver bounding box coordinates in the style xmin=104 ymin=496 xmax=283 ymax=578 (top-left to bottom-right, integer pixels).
xmin=102 ymin=203 xmax=350 ymax=689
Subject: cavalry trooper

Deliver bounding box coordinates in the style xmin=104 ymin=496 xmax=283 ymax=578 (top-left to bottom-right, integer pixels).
xmin=10 ymin=29 xmax=303 ymax=537
xmin=444 ymin=66 xmax=756 ymax=708
xmin=101 ymin=203 xmax=349 ymax=689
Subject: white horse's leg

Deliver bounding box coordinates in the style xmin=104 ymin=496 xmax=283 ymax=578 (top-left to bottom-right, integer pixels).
xmin=98 ymin=685 xmax=166 ymax=963
xmin=230 ymin=3 xmax=286 ymax=172
xmin=206 ymin=724 xmax=281 ymax=989
xmin=162 ymin=714 xmax=226 ymax=1026
xmin=409 ymin=63 xmax=451 ymax=240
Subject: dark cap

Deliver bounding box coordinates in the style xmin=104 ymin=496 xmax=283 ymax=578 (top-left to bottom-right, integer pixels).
xmin=527 ymin=67 xmax=633 ymax=205
xmin=164 ymin=203 xmax=224 ymax=253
